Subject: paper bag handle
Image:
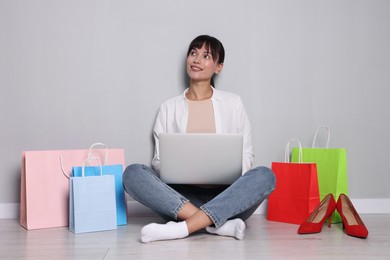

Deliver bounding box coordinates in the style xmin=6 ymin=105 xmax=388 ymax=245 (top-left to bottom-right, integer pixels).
xmin=312 ymin=126 xmax=330 ymax=148
xmin=59 ymin=154 xmax=71 ymax=179
xmin=285 ymin=139 xmax=302 ymax=163
xmin=59 ymin=155 xmax=103 ymax=179
xmin=81 ymin=157 xmax=103 ymax=177
xmin=87 ymin=143 xmax=108 ymax=165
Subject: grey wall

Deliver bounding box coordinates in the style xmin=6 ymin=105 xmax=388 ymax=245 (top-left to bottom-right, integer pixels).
xmin=1 ymin=0 xmax=389 ymax=204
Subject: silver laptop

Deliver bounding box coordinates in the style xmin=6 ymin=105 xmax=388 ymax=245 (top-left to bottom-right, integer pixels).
xmin=159 ymin=133 xmax=243 ymax=185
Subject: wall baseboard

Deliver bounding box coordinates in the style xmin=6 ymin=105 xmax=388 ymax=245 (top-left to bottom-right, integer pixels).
xmin=0 ymin=203 xmax=20 ymax=219
xmin=3 ymin=199 xmax=390 ymax=219
xmin=125 ymin=198 xmax=390 ymax=216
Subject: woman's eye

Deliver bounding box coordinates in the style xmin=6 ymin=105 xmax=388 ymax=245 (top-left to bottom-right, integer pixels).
xmin=191 ymin=51 xmax=197 ymax=56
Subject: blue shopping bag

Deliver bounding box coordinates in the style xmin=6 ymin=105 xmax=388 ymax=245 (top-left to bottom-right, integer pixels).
xmin=72 ymin=164 xmax=127 ymax=225
xmin=72 ymin=143 xmax=127 ymax=225
xmin=69 ymin=158 xmax=117 ymax=233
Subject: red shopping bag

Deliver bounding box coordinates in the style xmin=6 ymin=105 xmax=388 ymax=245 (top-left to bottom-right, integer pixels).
xmin=267 ymin=139 xmax=320 ymax=225
xmin=20 ymin=146 xmax=125 ymax=230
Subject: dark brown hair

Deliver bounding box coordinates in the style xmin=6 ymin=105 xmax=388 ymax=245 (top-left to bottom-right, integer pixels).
xmin=187 ymin=35 xmax=225 ymax=64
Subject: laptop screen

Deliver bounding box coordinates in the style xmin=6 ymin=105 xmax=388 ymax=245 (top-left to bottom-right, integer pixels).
xmin=159 ymin=133 xmax=243 ymax=185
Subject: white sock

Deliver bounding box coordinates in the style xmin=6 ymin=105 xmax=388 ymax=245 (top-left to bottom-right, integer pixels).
xmin=141 ymin=221 xmax=189 ymax=243
xmin=206 ymin=218 xmax=246 ymax=240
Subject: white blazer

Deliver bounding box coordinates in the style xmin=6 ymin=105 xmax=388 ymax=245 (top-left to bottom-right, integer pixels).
xmin=152 ymin=87 xmax=254 ymax=175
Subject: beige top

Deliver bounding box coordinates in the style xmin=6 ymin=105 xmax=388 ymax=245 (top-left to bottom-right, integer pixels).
xmin=186 ymin=99 xmax=216 ymax=133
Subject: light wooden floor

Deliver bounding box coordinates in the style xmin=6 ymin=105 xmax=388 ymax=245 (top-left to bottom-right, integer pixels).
xmin=1 ymin=214 xmax=389 ymax=259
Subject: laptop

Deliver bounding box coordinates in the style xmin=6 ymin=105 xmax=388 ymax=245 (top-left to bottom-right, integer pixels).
xmin=159 ymin=133 xmax=243 ymax=185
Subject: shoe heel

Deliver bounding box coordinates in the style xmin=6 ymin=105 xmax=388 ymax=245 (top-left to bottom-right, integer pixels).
xmin=336 ymin=193 xmax=368 ymax=238
xmin=297 ymin=194 xmax=336 ymax=234
xmin=326 ymin=213 xmax=333 ymax=228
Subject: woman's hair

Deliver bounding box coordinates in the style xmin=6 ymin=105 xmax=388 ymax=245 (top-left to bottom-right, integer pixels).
xmin=187 ymin=35 xmax=225 ymax=65
xmin=187 ymin=35 xmax=225 ymax=87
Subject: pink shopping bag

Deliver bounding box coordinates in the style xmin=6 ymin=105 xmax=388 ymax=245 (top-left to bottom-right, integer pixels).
xmin=20 ymin=147 xmax=125 ymax=230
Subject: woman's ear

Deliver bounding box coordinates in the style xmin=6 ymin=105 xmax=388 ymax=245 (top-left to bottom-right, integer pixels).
xmin=214 ymin=63 xmax=224 ymax=74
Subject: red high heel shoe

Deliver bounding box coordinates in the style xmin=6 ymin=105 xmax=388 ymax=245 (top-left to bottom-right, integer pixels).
xmin=298 ymin=194 xmax=336 ymax=234
xmin=336 ymin=193 xmax=368 ymax=238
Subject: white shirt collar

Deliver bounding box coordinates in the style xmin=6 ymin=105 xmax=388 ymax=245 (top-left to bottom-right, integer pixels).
xmin=179 ymin=86 xmax=223 ymax=102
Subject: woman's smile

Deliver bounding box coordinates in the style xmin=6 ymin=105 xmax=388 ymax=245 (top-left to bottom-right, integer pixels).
xmin=190 ymin=65 xmax=202 ymax=71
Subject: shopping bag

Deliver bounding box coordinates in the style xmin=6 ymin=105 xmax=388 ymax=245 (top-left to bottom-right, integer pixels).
xmin=291 ymin=126 xmax=348 ymax=223
xmin=267 ymin=139 xmax=320 ymax=225
xmin=72 ymin=143 xmax=127 ymax=225
xmin=20 ymin=146 xmax=125 ymax=230
xmin=69 ymin=158 xmax=117 ymax=233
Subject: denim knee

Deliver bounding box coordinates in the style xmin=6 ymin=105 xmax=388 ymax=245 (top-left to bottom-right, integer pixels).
xmin=123 ymin=163 xmax=140 ymax=185
xmin=246 ymin=166 xmax=276 ymax=196
xmin=122 ymin=163 xmax=155 ymax=194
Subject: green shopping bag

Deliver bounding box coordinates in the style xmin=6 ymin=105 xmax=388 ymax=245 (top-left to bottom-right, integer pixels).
xmin=291 ymin=126 xmax=348 ymax=223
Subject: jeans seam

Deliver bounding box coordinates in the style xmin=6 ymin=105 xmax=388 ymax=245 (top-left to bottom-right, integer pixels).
xmin=201 ymin=185 xmax=276 ymax=228
xmin=173 ymin=200 xmax=189 ymax=220
xmin=233 ymin=186 xmax=276 ymax=216
xmin=200 ymin=205 xmax=220 ymax=227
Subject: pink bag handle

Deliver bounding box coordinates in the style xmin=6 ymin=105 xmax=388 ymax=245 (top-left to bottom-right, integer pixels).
xmin=59 ymin=153 xmax=104 ymax=179
xmin=285 ymin=139 xmax=302 ymax=163
xmin=312 ymin=126 xmax=330 ymax=148
xmin=87 ymin=143 xmax=108 ymax=165
xmin=59 ymin=154 xmax=71 ymax=179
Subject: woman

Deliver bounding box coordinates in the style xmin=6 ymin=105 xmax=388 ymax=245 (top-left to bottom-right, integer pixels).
xmin=123 ymin=35 xmax=276 ymax=243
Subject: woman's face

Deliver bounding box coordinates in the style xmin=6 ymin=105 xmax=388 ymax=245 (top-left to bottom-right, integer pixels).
xmin=186 ymin=44 xmax=223 ymax=83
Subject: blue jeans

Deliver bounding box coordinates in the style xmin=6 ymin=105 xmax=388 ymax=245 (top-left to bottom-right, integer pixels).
xmin=122 ymin=164 xmax=276 ymax=228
